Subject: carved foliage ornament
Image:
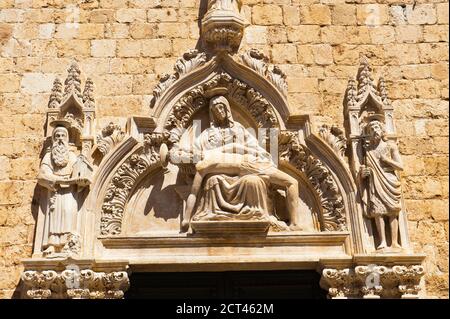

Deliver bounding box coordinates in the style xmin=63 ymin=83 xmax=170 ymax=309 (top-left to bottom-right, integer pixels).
xmin=165 ymin=72 xmax=278 ymax=136
xmin=321 ymin=265 xmax=425 ymax=299
xmin=21 ymin=270 xmax=129 ymax=299
xmin=96 ymin=123 xmax=126 ymax=158
xmin=241 ymin=49 xmax=288 ymax=98
xmin=150 ymin=50 xmax=207 ymax=108
xmin=100 ymin=132 xmax=167 ymax=236
xmin=279 ymin=131 xmax=346 ymax=231
xmin=318 ymin=125 xmax=347 ymax=159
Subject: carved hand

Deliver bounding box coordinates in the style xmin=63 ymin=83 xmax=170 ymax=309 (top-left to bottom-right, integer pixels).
xmin=360 ymin=165 xmax=371 ymax=178
xmin=75 ymin=178 xmax=91 ymax=187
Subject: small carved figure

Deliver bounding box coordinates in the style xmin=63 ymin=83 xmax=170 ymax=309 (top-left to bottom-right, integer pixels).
xmin=208 ymin=0 xmax=242 ymax=12
xmin=37 ymin=126 xmax=91 ymax=258
xmin=178 ymin=95 xmax=303 ymax=232
xmin=359 ymin=115 xmax=404 ymax=250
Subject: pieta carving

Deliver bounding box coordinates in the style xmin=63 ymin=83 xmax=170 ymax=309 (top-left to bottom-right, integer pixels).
xmin=172 ymin=95 xmax=304 ymax=233
xmin=23 ymin=1 xmax=426 ymax=300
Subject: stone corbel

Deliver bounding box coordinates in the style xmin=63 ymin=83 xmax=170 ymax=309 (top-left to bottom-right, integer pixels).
xmin=21 ymin=270 xmax=58 ymax=299
xmin=393 ymin=265 xmax=425 ymax=299
xmin=320 ymin=268 xmax=357 ymax=299
xmin=21 ymin=268 xmax=130 ymax=299
xmin=355 ymin=265 xmax=387 ymax=299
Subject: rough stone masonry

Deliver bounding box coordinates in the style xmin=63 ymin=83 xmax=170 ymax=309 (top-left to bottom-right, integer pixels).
xmin=0 ymin=0 xmax=448 ymax=298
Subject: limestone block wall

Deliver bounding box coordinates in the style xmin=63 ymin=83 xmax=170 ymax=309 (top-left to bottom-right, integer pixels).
xmin=0 ymin=0 xmax=448 ymax=298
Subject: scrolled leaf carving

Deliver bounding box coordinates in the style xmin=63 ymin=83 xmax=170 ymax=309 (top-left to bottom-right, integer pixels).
xmin=100 ymin=132 xmax=167 ymax=236
xmin=164 ymin=73 xmax=278 ymax=136
xmin=150 ymin=50 xmax=207 ymax=108
xmin=241 ymin=49 xmax=288 ymax=97
xmin=242 ymin=49 xmax=268 ymax=77
xmin=279 ymin=131 xmax=347 ymax=231
xmin=96 ymin=123 xmax=126 ymax=158
xmin=318 ymin=125 xmax=347 ymax=158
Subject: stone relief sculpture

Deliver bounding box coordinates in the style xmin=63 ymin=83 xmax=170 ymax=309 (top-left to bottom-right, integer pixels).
xmin=359 ymin=115 xmax=404 ymax=250
xmin=37 ymin=125 xmax=91 ymax=258
xmin=344 ymin=55 xmax=410 ymax=253
xmin=21 ymin=1 xmax=426 ymax=299
xmin=208 ymin=0 xmax=242 ymax=11
xmin=174 ymin=94 xmax=303 ymax=232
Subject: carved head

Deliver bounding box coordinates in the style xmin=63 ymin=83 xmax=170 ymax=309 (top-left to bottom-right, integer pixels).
xmin=365 ymin=120 xmax=386 ymax=144
xmin=52 ymin=126 xmax=69 ymax=144
xmin=209 ymin=95 xmax=234 ymax=128
xmin=51 ymin=126 xmax=70 ymax=168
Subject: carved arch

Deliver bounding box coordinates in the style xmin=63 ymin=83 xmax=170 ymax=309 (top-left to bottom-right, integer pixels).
xmin=151 ymin=54 xmax=290 ymax=131
xmin=278 ymin=131 xmax=348 ymax=232
xmin=97 ymin=134 xmax=165 ymax=236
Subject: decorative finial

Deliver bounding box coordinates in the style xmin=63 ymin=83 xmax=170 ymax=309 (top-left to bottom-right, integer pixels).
xmin=64 ymin=62 xmax=82 ymax=99
xmin=48 ymin=78 xmax=63 ymax=108
xmin=83 ymin=77 xmax=95 ymax=108
xmin=378 ymin=77 xmax=391 ymax=107
xmin=357 ymin=55 xmax=377 ymax=101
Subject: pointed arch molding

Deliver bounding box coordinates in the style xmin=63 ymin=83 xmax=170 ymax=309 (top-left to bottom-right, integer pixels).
xmin=93 ymin=51 xmax=354 ymax=236
xmin=151 ymin=54 xmax=290 ymax=131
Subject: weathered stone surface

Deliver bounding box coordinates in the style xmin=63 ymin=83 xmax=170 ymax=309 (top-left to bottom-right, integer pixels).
xmin=0 ymin=0 xmax=447 ymax=299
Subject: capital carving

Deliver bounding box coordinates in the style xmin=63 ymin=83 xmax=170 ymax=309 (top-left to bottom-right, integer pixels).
xmin=21 ymin=270 xmax=58 ymax=299
xmin=320 ymin=268 xmax=356 ymax=299
xmin=393 ymin=265 xmax=425 ymax=299
xmin=21 ymin=269 xmax=129 ymax=299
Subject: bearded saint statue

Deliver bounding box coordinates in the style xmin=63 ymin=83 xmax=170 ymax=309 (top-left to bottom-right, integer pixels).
xmin=359 ymin=116 xmax=404 ymax=250
xmin=37 ymin=126 xmax=91 ymax=258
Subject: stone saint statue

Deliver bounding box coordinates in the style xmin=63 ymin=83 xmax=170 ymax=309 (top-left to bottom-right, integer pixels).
xmin=208 ymin=0 xmax=242 ymax=12
xmin=180 ymin=95 xmax=303 ymax=232
xmin=359 ymin=116 xmax=404 ymax=250
xmin=37 ymin=126 xmax=91 ymax=258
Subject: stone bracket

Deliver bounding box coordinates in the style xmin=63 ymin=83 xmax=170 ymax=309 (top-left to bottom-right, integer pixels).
xmin=319 ymin=255 xmax=426 ymax=299
xmin=20 ymin=259 xmax=130 ymax=299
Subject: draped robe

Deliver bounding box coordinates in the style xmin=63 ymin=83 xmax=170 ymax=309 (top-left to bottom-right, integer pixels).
xmin=192 ymin=122 xmax=276 ymax=222
xmin=37 ymin=152 xmax=79 ymax=251
xmin=362 ymin=142 xmax=402 ymax=218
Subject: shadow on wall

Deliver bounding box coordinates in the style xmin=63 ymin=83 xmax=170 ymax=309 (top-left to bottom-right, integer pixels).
xmin=195 ymin=0 xmax=211 ymax=51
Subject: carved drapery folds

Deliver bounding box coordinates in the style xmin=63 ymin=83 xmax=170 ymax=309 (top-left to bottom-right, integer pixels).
xmin=344 ymin=55 xmax=409 ymax=253
xmin=23 ymin=0 xmax=426 ymax=299
xmin=279 ymin=131 xmax=346 ymax=231
xmin=21 ymin=270 xmax=129 ymax=299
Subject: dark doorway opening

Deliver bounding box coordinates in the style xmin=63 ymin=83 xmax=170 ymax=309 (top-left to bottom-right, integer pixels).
xmin=125 ymin=270 xmax=326 ymax=299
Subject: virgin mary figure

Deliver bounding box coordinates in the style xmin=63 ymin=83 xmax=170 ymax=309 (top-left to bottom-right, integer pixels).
xmin=181 ymin=95 xmax=303 ymax=232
